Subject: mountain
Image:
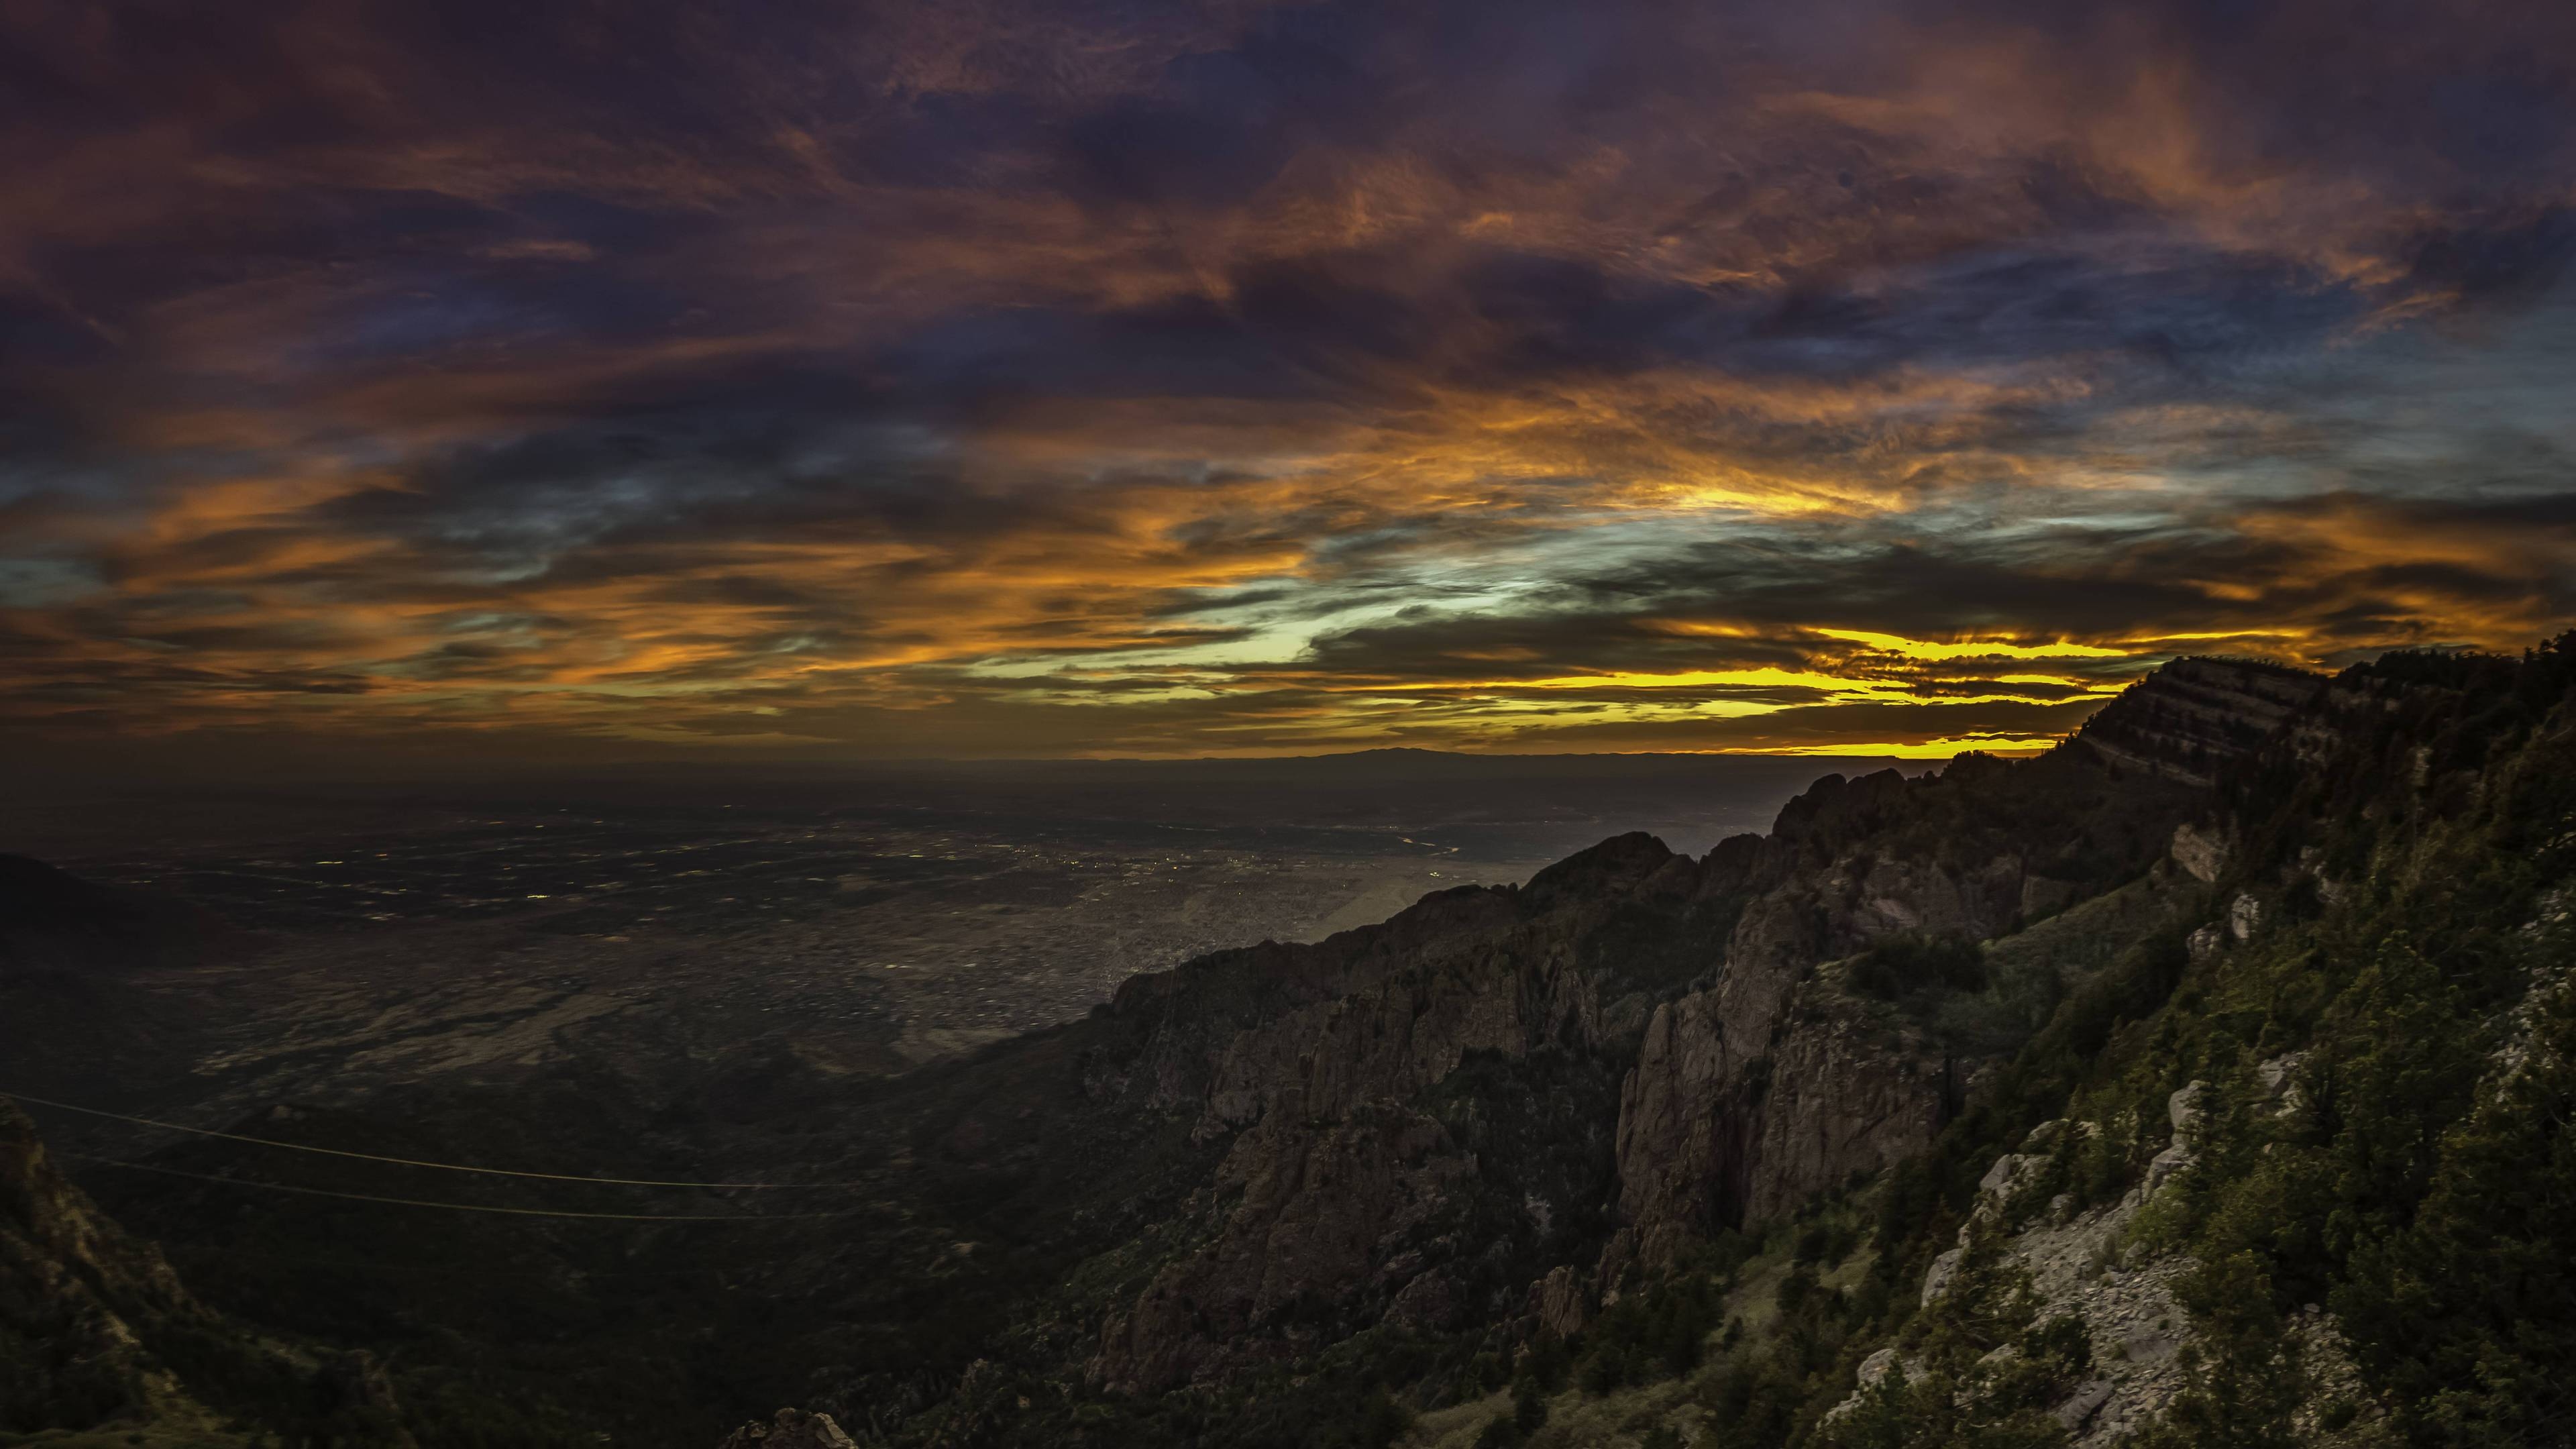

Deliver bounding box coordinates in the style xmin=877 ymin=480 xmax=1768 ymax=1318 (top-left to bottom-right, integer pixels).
xmin=0 ymin=1096 xmax=431 ymax=1446
xmin=9 ymin=639 xmax=2573 ymax=1449
xmin=824 ymin=641 xmax=2575 ymax=1447
xmin=0 ymin=852 xmax=244 ymax=980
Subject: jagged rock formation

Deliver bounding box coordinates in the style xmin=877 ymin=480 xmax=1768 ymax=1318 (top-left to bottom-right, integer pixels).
xmin=1607 ymin=661 xmax=2318 ymax=1272
xmin=717 ymin=1407 xmax=860 ymax=1448
xmin=1089 ymin=836 xmax=1732 ymax=1391
xmin=1084 ymin=659 xmax=2304 ymax=1390
xmin=2067 ymin=657 xmax=2324 ymax=786
xmin=1902 ymin=1090 xmax=2213 ymax=1441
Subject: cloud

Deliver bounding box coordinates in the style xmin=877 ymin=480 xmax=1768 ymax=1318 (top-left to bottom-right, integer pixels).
xmin=1 ymin=0 xmax=2571 ymax=765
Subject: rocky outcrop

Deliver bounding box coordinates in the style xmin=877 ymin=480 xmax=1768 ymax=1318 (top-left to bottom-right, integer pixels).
xmin=716 ymin=1408 xmax=860 ymax=1449
xmin=1882 ymin=1093 xmax=2210 ymax=1442
xmin=2169 ymin=823 xmax=2228 ymax=884
xmin=1615 ymin=770 xmax=2184 ymax=1260
xmin=1880 ymin=1069 xmax=2370 ymax=1444
xmin=0 ymin=1097 xmax=222 ymax=1434
xmin=1525 ymin=1263 xmax=1591 ymax=1338
xmin=1613 ymin=979 xmax=1953 ymax=1269
xmin=1612 ymin=991 xmax=1746 ymax=1264
xmin=1093 ymin=658 xmax=2326 ymax=1391
xmin=0 ymin=1100 xmax=423 ymax=1445
xmin=1740 ymin=1004 xmax=1951 ymax=1224
xmin=1089 ymin=833 xmax=1723 ymax=1391
xmin=2069 ymin=657 xmax=2322 ymax=786
xmin=1094 ymin=1102 xmax=1475 ymax=1391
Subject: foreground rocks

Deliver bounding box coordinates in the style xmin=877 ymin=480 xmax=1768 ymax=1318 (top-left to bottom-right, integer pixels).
xmin=0 ymin=1099 xmax=423 ymax=1446
xmin=717 ymin=1408 xmax=860 ymax=1449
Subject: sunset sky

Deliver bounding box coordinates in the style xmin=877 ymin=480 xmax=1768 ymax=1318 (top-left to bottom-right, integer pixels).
xmin=5 ymin=0 xmax=2574 ymax=765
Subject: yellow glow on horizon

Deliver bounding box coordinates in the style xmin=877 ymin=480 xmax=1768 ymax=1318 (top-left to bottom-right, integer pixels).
xmin=1811 ymin=628 xmax=2127 ymax=661
xmin=1366 ymin=665 xmax=1908 ymax=694
xmin=1768 ymin=737 xmax=2056 ymax=759
xmin=1990 ymin=672 xmax=2133 ymax=693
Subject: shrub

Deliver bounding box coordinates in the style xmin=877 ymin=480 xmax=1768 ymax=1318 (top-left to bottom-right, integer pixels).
xmin=1847 ymin=933 xmax=1988 ymax=1000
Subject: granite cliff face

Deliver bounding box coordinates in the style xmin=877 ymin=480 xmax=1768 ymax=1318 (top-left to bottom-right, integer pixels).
xmin=1088 ymin=834 xmax=1733 ymax=1391
xmin=1073 ymin=659 xmax=2318 ymax=1392
xmin=1609 ymin=659 xmax=2318 ymax=1268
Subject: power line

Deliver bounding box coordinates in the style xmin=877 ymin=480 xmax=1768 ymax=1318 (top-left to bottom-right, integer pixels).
xmin=148 ymin=1241 xmax=792 ymax=1282
xmin=5 ymin=1091 xmax=863 ymax=1189
xmin=60 ymin=1152 xmax=860 ymax=1222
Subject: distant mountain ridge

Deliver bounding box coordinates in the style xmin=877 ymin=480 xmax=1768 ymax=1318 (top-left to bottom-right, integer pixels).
xmin=0 ymin=852 xmax=243 ymax=979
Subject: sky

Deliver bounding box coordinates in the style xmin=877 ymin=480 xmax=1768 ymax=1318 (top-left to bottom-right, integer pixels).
xmin=4 ymin=0 xmax=2574 ymax=767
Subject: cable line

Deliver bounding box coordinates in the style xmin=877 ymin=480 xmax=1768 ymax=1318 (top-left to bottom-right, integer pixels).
xmin=60 ymin=1152 xmax=859 ymax=1222
xmin=132 ymin=1242 xmax=792 ymax=1281
xmin=5 ymin=1090 xmax=863 ymax=1189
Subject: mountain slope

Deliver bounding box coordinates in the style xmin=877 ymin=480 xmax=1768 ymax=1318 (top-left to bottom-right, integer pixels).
xmin=1079 ymin=658 xmax=2291 ymax=1397
xmin=0 ymin=853 xmax=244 ymax=980
xmin=17 ymin=642 xmax=2571 ymax=1449
xmin=867 ymin=644 xmax=2573 ymax=1447
xmin=0 ymin=1097 xmax=427 ymax=1446
xmin=1 ymin=1097 xmax=233 ymax=1442
xmin=1390 ymin=637 xmax=2576 ymax=1449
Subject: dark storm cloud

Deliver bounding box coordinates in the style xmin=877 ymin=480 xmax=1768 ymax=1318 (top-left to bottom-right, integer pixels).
xmin=1 ymin=0 xmax=2571 ymax=760
xmin=2400 ymin=207 xmax=2576 ymax=309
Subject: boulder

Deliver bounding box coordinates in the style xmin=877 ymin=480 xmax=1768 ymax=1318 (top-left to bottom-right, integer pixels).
xmin=716 ymin=1408 xmax=859 ymax=1449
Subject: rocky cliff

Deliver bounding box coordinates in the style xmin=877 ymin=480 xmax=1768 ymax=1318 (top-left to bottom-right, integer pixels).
xmin=845 ymin=641 xmax=2571 ymax=1449
xmin=21 ymin=645 xmax=2568 ymax=1449
xmin=1607 ymin=661 xmax=2321 ymax=1260
xmin=1087 ymin=834 xmax=1732 ymax=1391
xmin=1070 ymin=659 xmax=2314 ymax=1394
xmin=0 ymin=1098 xmax=435 ymax=1445
xmin=0 ymin=1097 xmax=227 ymax=1436
xmin=2063 ymin=656 xmax=2324 ymax=786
